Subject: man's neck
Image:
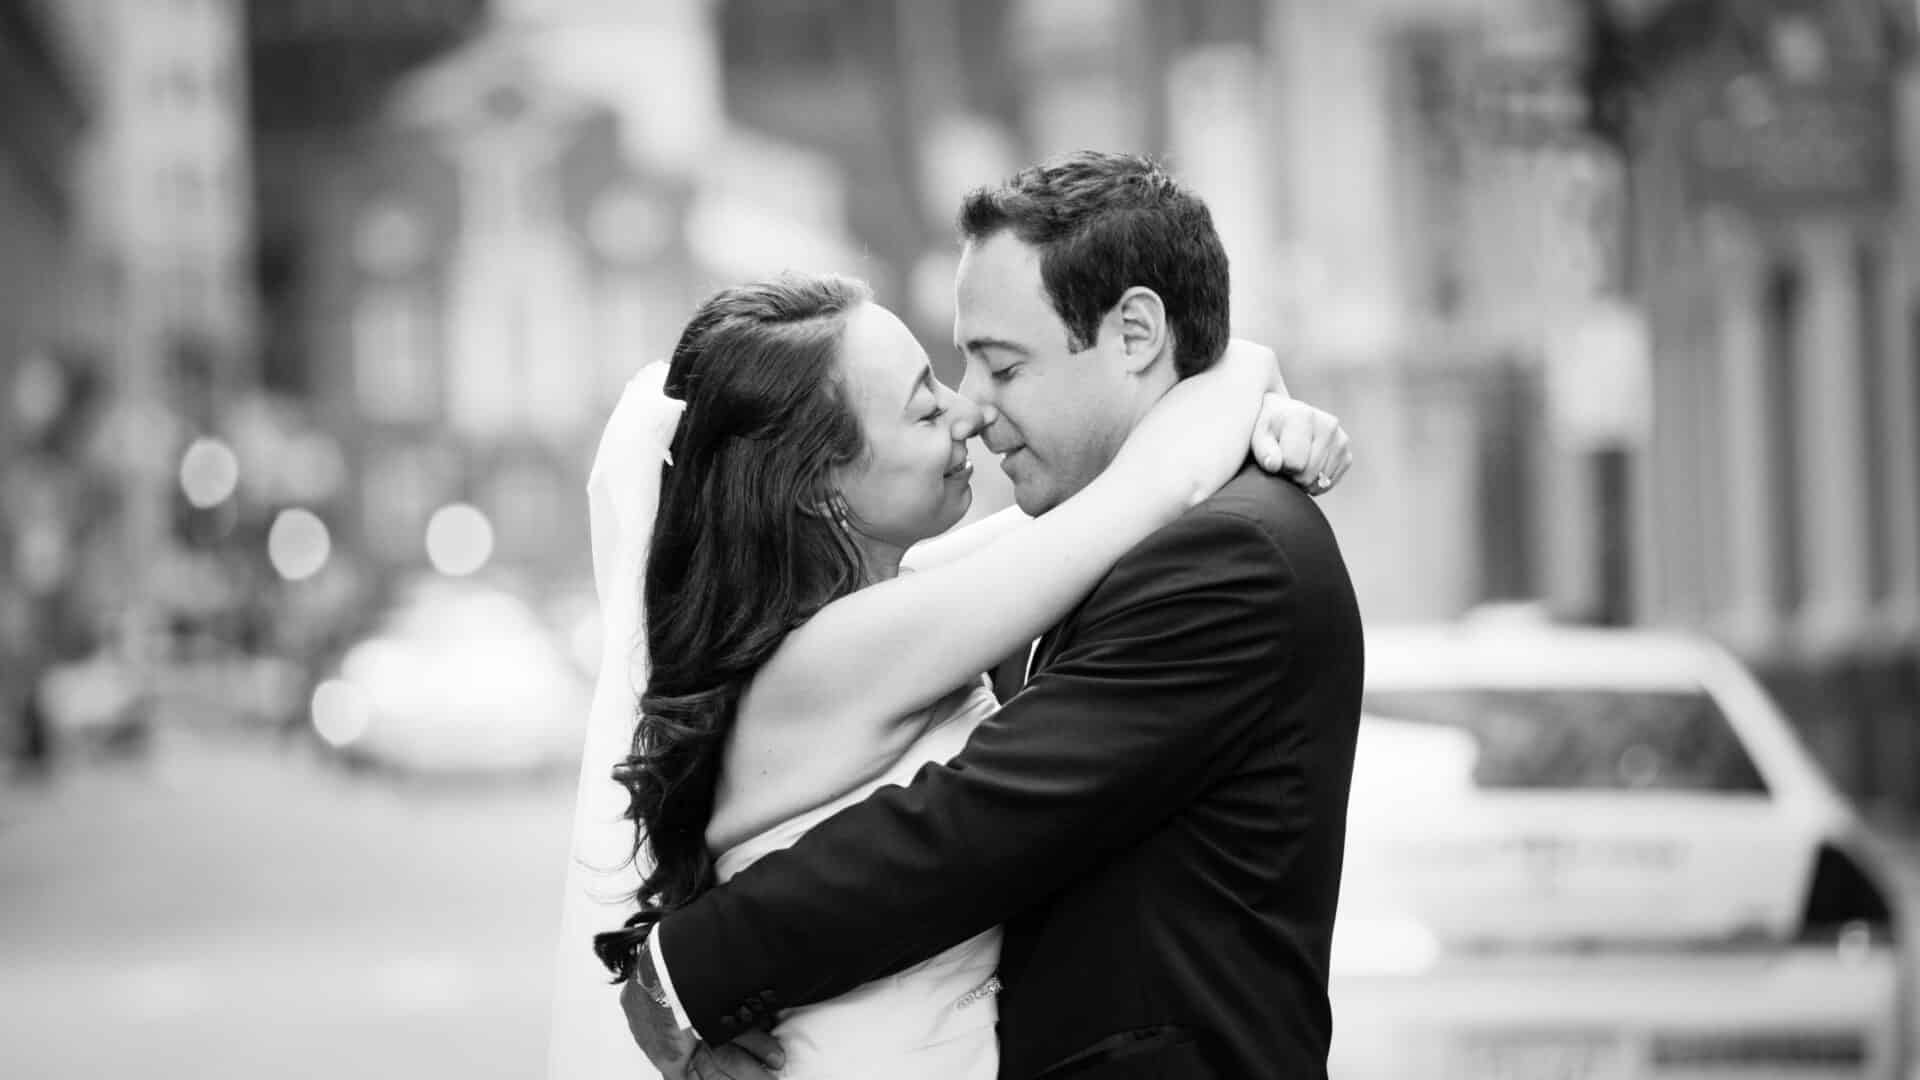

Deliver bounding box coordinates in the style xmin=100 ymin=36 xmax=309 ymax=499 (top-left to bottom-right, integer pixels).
xmin=1038 ymin=361 xmax=1179 ymax=515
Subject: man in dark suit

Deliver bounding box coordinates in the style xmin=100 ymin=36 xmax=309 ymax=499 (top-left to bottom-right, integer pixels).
xmin=617 ymin=151 xmax=1365 ymax=1079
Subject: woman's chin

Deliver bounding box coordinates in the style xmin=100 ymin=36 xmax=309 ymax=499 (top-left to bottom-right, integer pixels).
xmin=934 ymin=487 xmax=973 ymax=534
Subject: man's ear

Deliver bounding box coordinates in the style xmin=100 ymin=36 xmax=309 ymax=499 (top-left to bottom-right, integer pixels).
xmin=1110 ymin=286 xmax=1171 ymax=376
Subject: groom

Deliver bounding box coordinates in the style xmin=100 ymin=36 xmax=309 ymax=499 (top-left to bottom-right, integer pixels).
xmin=619 ymin=151 xmax=1365 ymax=1079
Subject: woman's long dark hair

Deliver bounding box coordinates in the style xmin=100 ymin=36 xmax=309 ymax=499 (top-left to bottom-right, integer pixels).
xmin=594 ymin=274 xmax=871 ymax=981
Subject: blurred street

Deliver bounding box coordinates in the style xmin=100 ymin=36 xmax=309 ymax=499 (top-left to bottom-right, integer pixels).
xmin=7 ymin=725 xmax=1920 ymax=1080
xmin=0 ymin=732 xmax=577 ymax=1080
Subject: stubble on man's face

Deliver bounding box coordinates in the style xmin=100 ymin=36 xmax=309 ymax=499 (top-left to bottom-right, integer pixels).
xmin=953 ymin=234 xmax=1129 ymax=517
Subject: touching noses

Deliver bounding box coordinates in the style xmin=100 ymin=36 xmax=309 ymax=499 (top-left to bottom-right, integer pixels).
xmin=950 ymin=367 xmax=996 ymax=443
xmin=943 ymin=388 xmax=992 ymax=443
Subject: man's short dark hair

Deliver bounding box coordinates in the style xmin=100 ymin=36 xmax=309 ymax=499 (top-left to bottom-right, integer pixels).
xmin=957 ymin=151 xmax=1230 ymax=379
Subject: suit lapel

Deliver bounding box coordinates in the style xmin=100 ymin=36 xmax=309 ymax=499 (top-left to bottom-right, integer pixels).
xmin=1027 ymin=626 xmax=1061 ymax=682
xmin=999 ymin=581 xmax=1100 ymax=698
xmin=990 ymin=647 xmax=1029 ymax=703
xmin=991 ymin=626 xmax=1062 ymax=702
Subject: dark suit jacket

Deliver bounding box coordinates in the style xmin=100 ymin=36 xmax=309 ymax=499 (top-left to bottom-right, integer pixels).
xmin=660 ymin=465 xmax=1365 ymax=1079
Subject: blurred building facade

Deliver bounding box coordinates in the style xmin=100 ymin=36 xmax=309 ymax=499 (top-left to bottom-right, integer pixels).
xmin=0 ymin=0 xmax=93 ymax=768
xmin=259 ymin=0 xmax=866 ymax=590
xmin=0 ymin=2 xmax=87 ymax=371
xmin=1264 ymin=0 xmax=1920 ymax=812
xmin=77 ymin=0 xmax=260 ymax=655
xmin=307 ymin=17 xmax=703 ymax=591
xmin=1264 ymin=0 xmax=1920 ymax=813
xmin=4 ymin=0 xmax=264 ymax=763
xmin=50 ymin=0 xmax=259 ymax=446
xmin=1599 ymin=0 xmax=1920 ymax=811
xmin=1260 ymin=0 xmax=1595 ymax=624
xmin=247 ymin=0 xmax=490 ymax=397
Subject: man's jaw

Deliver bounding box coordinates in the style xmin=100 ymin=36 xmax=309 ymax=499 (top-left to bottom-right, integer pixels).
xmin=995 ymin=447 xmax=1035 ymax=500
xmin=997 ymin=447 xmax=1061 ymax=516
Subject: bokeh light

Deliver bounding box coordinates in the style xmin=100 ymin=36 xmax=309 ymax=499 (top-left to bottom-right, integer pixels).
xmin=178 ymin=437 xmax=241 ymax=509
xmin=267 ymin=508 xmax=332 ymax=581
xmin=425 ymin=503 xmax=494 ymax=577
xmin=310 ymin=678 xmax=371 ymax=748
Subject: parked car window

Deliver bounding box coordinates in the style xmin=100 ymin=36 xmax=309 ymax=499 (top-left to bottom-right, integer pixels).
xmin=1359 ymin=688 xmax=1768 ymax=794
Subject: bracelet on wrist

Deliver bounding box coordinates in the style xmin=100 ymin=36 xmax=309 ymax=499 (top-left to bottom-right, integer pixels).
xmin=633 ymin=936 xmax=672 ymax=1008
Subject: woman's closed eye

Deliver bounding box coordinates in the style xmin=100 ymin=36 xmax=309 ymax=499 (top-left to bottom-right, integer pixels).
xmin=989 ymin=365 xmax=1020 ymax=384
xmin=921 ymin=404 xmax=948 ymax=424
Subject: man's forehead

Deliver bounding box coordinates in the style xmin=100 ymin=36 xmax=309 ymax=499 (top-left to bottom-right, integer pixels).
xmin=954 ymin=235 xmax=1051 ymax=345
xmin=958 ymin=231 xmax=1040 ymax=285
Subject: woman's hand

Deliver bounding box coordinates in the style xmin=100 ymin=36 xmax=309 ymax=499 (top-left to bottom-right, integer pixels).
xmin=1108 ymin=336 xmax=1274 ymax=507
xmin=1252 ymin=394 xmax=1351 ymax=495
xmin=1217 ymin=338 xmax=1351 ymax=496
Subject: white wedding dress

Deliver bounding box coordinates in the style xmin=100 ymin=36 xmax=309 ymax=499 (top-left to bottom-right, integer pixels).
xmin=712 ymin=677 xmax=1003 ymax=1080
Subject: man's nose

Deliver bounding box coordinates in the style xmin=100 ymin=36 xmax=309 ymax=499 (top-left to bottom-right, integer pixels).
xmin=946 ymin=392 xmax=993 ymax=442
xmin=956 ymin=364 xmax=987 ymax=411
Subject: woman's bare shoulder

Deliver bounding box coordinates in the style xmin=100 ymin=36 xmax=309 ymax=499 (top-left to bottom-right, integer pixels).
xmin=703 ymin=678 xmax=956 ymax=856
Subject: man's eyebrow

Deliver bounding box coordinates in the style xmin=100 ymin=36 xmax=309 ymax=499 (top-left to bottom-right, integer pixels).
xmin=960 ymin=337 xmax=1031 ymax=358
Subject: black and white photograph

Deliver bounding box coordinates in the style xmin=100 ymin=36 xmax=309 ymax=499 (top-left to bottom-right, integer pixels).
xmin=2 ymin=1 xmax=1918 ymax=1078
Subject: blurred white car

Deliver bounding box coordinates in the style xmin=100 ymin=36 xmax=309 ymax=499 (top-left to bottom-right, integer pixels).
xmin=1331 ymin=622 xmax=1913 ymax=1080
xmin=311 ymin=576 xmax=592 ymax=776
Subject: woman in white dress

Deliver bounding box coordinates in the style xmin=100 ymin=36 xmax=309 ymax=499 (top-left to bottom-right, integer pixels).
xmin=549 ymin=273 xmax=1348 ymax=1079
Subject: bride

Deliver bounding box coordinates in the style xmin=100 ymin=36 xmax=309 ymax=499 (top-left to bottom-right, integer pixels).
xmin=548 ymin=272 xmax=1349 ymax=1079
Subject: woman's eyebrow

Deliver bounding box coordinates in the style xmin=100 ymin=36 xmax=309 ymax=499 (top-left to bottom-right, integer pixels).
xmin=903 ymin=367 xmax=935 ymax=411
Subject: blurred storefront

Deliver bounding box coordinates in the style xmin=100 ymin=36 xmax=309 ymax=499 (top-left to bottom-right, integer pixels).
xmin=82 ymin=0 xmax=268 ymax=739
xmin=1248 ymin=0 xmax=1920 ymax=814
xmin=5 ymin=0 xmax=266 ymax=763
xmin=0 ymin=0 xmax=93 ymax=771
xmin=1593 ymin=0 xmax=1920 ymax=813
xmin=1259 ymin=0 xmax=1600 ymax=623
